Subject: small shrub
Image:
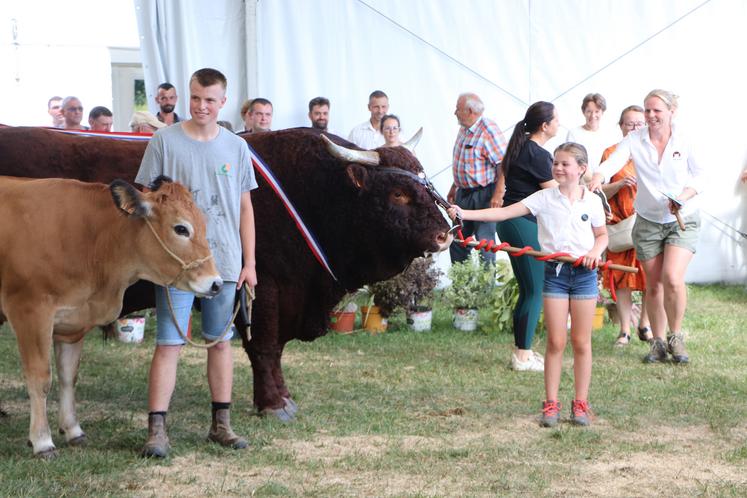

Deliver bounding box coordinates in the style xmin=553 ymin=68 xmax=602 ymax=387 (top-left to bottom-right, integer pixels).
xmin=443 ymin=252 xmax=495 ymax=309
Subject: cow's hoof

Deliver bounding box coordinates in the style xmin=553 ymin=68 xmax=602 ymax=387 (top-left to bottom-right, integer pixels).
xmin=67 ymin=434 xmax=87 ymax=447
xmin=34 ymin=447 xmax=58 ymax=459
xmin=261 ymin=406 xmax=295 ymax=423
xmin=59 ymin=428 xmax=87 ymax=446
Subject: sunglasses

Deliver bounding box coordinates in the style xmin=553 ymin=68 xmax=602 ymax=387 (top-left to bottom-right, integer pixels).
xmin=65 ymin=106 xmax=83 ymax=112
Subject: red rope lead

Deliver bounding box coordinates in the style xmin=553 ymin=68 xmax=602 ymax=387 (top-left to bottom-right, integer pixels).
xmin=455 ymin=229 xmax=618 ymax=302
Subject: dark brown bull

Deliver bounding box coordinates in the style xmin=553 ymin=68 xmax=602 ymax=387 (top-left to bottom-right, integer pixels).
xmin=0 ymin=126 xmax=451 ymax=421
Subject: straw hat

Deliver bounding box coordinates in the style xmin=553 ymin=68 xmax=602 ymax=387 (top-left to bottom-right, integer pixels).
xmin=128 ymin=111 xmax=166 ymax=131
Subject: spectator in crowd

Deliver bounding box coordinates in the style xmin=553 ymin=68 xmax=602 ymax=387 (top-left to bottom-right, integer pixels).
xmin=135 ymin=67 xmax=257 ymax=458
xmin=380 ymin=114 xmax=402 ymax=147
xmin=88 ymin=106 xmax=113 ymax=132
xmin=740 ymin=167 xmax=747 ymax=183
xmin=496 ymin=101 xmax=559 ymax=372
xmin=447 ymin=92 xmax=507 ymax=265
xmin=566 ymin=93 xmax=619 ymax=179
xmin=348 ymin=90 xmax=388 ymax=149
xmin=308 ymin=96 xmax=330 ymax=131
xmin=217 ymin=120 xmax=234 ymax=132
xmin=61 ymin=96 xmax=87 ymax=130
xmin=240 ymin=98 xmax=273 ymax=133
xmin=47 ymin=96 xmax=64 ymax=128
xmin=589 ymin=89 xmax=703 ymax=364
xmin=600 ymin=105 xmax=652 ymax=347
xmin=129 ymin=111 xmax=166 ymax=134
xmin=155 ymin=82 xmax=180 ymax=125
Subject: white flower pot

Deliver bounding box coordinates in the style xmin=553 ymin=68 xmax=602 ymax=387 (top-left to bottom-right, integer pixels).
xmin=407 ymin=308 xmax=432 ymax=332
xmin=453 ymin=308 xmax=478 ymax=332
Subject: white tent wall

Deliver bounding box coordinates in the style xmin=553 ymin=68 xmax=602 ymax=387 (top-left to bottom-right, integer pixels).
xmin=251 ymin=0 xmax=747 ymax=284
xmin=0 ymin=1 xmax=139 ymax=127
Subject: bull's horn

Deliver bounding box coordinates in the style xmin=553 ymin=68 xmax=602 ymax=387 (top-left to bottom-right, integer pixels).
xmin=321 ymin=134 xmax=380 ymax=166
xmin=402 ymin=127 xmax=423 ymax=152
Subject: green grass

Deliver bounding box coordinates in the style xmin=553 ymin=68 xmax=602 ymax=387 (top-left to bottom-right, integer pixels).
xmin=1 ymin=284 xmax=746 ymax=496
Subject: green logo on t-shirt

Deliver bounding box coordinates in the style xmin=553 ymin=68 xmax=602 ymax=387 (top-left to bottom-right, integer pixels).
xmin=217 ymin=163 xmax=231 ymax=176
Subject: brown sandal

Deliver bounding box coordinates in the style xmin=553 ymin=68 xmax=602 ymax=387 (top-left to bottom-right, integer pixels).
xmin=637 ymin=326 xmax=653 ymax=343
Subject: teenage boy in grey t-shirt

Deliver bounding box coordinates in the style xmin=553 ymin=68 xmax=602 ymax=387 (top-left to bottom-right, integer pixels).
xmin=135 ymin=68 xmax=257 ymax=459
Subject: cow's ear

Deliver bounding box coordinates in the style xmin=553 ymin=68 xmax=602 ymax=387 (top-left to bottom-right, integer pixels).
xmin=110 ymin=180 xmax=152 ymax=218
xmin=149 ymin=175 xmax=173 ymax=191
xmin=346 ymin=164 xmax=369 ymax=190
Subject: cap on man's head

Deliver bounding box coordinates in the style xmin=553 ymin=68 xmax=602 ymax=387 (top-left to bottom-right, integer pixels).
xmin=129 ymin=111 xmax=166 ymax=131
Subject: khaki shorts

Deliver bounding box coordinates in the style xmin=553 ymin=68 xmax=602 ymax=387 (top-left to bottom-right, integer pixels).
xmin=633 ymin=213 xmax=700 ymax=261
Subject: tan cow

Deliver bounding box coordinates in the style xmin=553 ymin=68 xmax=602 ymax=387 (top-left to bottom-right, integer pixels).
xmin=0 ymin=175 xmax=222 ymax=458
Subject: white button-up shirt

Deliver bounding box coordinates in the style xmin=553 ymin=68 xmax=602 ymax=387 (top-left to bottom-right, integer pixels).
xmin=521 ymin=186 xmax=606 ymax=259
xmin=347 ymin=120 xmax=385 ymax=150
xmin=596 ymin=124 xmax=704 ymax=223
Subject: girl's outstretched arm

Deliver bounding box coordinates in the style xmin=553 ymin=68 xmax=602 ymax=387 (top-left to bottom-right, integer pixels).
xmin=447 ymin=202 xmax=530 ymax=223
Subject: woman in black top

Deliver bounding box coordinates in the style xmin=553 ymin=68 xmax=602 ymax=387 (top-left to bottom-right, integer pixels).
xmin=496 ymin=101 xmax=559 ymax=371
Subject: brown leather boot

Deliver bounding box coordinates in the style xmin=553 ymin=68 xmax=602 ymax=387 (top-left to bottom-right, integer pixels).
xmin=141 ymin=413 xmax=170 ymax=458
xmin=207 ymin=408 xmax=248 ymax=449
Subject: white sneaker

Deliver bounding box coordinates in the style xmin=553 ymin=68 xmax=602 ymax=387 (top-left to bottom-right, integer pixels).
xmin=511 ymin=351 xmax=544 ymax=372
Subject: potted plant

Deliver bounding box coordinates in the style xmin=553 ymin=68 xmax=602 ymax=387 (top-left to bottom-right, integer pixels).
xmin=328 ymin=294 xmax=358 ymax=334
xmin=365 ymin=273 xmax=410 ymax=333
xmin=403 ymin=256 xmax=443 ymax=332
xmin=443 ymin=252 xmax=495 ymax=331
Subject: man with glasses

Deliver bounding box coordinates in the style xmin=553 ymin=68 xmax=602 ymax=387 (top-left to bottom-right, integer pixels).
xmin=61 ymin=96 xmax=87 ymax=130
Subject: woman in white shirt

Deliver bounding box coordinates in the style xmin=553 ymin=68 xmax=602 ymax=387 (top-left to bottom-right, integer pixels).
xmin=589 ymin=89 xmax=703 ymax=365
xmin=567 ymin=93 xmax=619 ymax=179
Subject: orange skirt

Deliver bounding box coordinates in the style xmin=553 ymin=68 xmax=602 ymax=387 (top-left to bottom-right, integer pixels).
xmin=603 ymin=247 xmax=646 ymax=291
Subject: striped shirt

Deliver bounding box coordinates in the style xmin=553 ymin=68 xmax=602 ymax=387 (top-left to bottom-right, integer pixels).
xmin=452 ymin=116 xmax=507 ymax=188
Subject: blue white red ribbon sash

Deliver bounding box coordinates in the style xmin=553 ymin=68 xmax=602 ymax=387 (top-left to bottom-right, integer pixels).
xmin=44 ymin=127 xmax=338 ymax=281
xmin=246 ymin=144 xmax=337 ymax=281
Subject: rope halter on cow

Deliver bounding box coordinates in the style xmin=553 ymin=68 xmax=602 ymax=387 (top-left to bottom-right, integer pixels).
xmin=143 ymin=218 xmax=213 ymax=288
xmin=143 ymin=217 xmax=252 ymax=349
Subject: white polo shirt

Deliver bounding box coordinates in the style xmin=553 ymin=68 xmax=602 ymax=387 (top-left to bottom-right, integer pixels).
xmin=521 ymin=186 xmax=606 ymax=259
xmin=348 ymin=120 xmax=385 ymax=149
xmin=596 ymin=124 xmax=704 ymax=223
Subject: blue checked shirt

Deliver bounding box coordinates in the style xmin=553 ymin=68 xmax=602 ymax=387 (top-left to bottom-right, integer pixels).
xmin=452 ymin=116 xmax=507 ymax=188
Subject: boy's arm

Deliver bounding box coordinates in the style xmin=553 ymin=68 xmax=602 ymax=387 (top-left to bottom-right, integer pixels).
xmin=237 ymin=190 xmax=257 ymax=289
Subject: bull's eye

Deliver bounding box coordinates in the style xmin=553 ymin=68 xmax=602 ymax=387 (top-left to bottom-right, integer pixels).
xmin=173 ymin=224 xmax=190 ymax=237
xmin=390 ymin=189 xmax=410 ymax=205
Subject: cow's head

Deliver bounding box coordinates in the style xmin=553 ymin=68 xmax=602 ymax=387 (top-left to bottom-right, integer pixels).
xmin=110 ymin=177 xmax=223 ymax=296
xmin=323 ymin=134 xmax=452 ymax=283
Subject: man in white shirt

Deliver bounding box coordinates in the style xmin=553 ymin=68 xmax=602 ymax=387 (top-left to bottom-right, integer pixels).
xmin=347 ymin=90 xmax=388 ymax=149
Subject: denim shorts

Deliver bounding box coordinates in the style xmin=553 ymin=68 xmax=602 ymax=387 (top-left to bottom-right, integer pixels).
xmin=543 ymin=262 xmax=598 ymax=300
xmin=154 ymin=283 xmax=237 ymax=346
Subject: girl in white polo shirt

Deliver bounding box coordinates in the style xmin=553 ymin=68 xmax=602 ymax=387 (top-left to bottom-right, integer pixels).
xmin=448 ymin=142 xmax=607 ymax=427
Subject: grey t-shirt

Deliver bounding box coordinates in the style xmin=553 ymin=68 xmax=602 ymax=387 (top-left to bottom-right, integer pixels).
xmin=135 ymin=123 xmax=258 ymax=281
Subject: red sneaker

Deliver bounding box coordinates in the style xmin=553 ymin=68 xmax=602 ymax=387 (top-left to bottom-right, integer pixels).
xmin=540 ymin=400 xmax=561 ymax=427
xmin=570 ymin=399 xmax=593 ymax=426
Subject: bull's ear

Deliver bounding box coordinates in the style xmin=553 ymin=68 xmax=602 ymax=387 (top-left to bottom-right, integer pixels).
xmin=346 ymin=164 xmax=369 ymax=190
xmin=110 ymin=180 xmax=152 ymax=218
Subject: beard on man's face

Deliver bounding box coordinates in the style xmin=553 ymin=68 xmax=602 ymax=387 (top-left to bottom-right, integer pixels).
xmin=160 ymin=104 xmax=175 ymax=114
